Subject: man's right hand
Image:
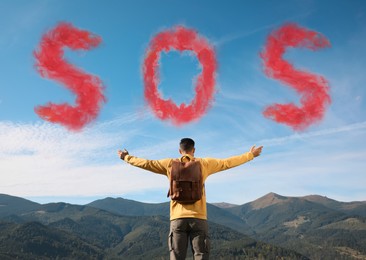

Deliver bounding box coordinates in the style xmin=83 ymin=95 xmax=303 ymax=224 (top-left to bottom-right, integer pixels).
xmin=118 ymin=149 xmax=129 ymax=160
xmin=250 ymin=145 xmax=263 ymax=157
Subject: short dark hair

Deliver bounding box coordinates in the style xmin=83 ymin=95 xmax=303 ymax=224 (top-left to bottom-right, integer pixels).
xmin=180 ymin=138 xmax=195 ymax=152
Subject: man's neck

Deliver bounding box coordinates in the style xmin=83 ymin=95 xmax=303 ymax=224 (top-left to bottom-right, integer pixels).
xmin=182 ymin=152 xmax=194 ymax=157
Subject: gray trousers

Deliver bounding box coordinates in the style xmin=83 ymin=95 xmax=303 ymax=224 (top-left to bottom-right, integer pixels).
xmin=169 ymin=218 xmax=210 ymax=260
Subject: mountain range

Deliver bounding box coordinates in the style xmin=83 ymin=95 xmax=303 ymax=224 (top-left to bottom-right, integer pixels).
xmin=0 ymin=192 xmax=365 ymax=259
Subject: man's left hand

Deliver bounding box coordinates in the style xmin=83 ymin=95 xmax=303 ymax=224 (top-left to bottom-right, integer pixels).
xmin=118 ymin=149 xmax=129 ymax=160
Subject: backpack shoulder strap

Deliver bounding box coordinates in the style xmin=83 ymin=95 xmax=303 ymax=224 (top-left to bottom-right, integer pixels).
xmin=167 ymin=159 xmax=180 ymax=198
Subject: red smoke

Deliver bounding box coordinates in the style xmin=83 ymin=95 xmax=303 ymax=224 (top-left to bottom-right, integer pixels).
xmin=143 ymin=26 xmax=217 ymax=125
xmin=34 ymin=22 xmax=106 ymax=131
xmin=260 ymin=23 xmax=331 ymax=131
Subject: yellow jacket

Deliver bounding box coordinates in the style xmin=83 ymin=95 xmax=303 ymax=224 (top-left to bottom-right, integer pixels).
xmin=123 ymin=152 xmax=254 ymax=220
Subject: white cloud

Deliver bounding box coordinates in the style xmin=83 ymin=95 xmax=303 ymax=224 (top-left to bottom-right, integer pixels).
xmin=206 ymin=122 xmax=366 ymax=204
xmin=1 ymin=115 xmax=365 ymax=204
xmin=257 ymin=121 xmax=366 ymax=147
xmin=212 ymin=10 xmax=314 ymax=48
xmin=0 ymin=113 xmax=164 ymax=198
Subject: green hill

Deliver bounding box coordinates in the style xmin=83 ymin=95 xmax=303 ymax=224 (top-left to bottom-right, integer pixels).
xmin=226 ymin=192 xmax=366 ymax=259
xmin=0 ymin=221 xmax=104 ymax=260
xmin=0 ymin=194 xmax=306 ymax=259
xmin=2 ymin=192 xmax=365 ymax=259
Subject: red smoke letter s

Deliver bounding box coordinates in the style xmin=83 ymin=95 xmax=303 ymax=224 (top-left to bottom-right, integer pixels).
xmin=34 ymin=22 xmax=106 ymax=131
xmin=261 ymin=23 xmax=331 ymax=131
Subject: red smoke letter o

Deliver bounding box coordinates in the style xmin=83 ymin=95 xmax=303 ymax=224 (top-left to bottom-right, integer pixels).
xmin=143 ymin=26 xmax=217 ymax=125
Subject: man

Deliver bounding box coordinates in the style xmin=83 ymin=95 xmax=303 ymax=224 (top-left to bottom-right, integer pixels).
xmin=118 ymin=138 xmax=263 ymax=260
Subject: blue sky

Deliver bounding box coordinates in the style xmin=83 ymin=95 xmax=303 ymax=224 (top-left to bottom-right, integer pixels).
xmin=0 ymin=0 xmax=365 ymax=205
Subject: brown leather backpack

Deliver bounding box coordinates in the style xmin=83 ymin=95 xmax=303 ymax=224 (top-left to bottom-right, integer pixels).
xmin=167 ymin=159 xmax=203 ymax=204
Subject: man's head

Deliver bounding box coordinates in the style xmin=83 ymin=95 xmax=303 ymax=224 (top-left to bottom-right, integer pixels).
xmin=179 ymin=138 xmax=195 ymax=155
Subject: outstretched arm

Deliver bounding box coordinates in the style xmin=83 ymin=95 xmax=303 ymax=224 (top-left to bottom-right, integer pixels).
xmin=117 ymin=149 xmax=170 ymax=175
xmin=202 ymin=145 xmax=263 ymax=175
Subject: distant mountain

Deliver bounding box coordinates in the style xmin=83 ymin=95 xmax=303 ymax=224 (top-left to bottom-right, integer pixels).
xmin=2 ymin=192 xmax=365 ymax=259
xmin=0 ymin=194 xmax=41 ymax=218
xmin=226 ymin=192 xmax=366 ymax=259
xmin=87 ymin=197 xmax=254 ymax=235
xmin=0 ymin=194 xmax=306 ymax=259
xmin=87 ymin=197 xmax=170 ymax=216
xmin=303 ymin=194 xmax=366 ymax=217
xmin=211 ymin=202 xmax=239 ymax=208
